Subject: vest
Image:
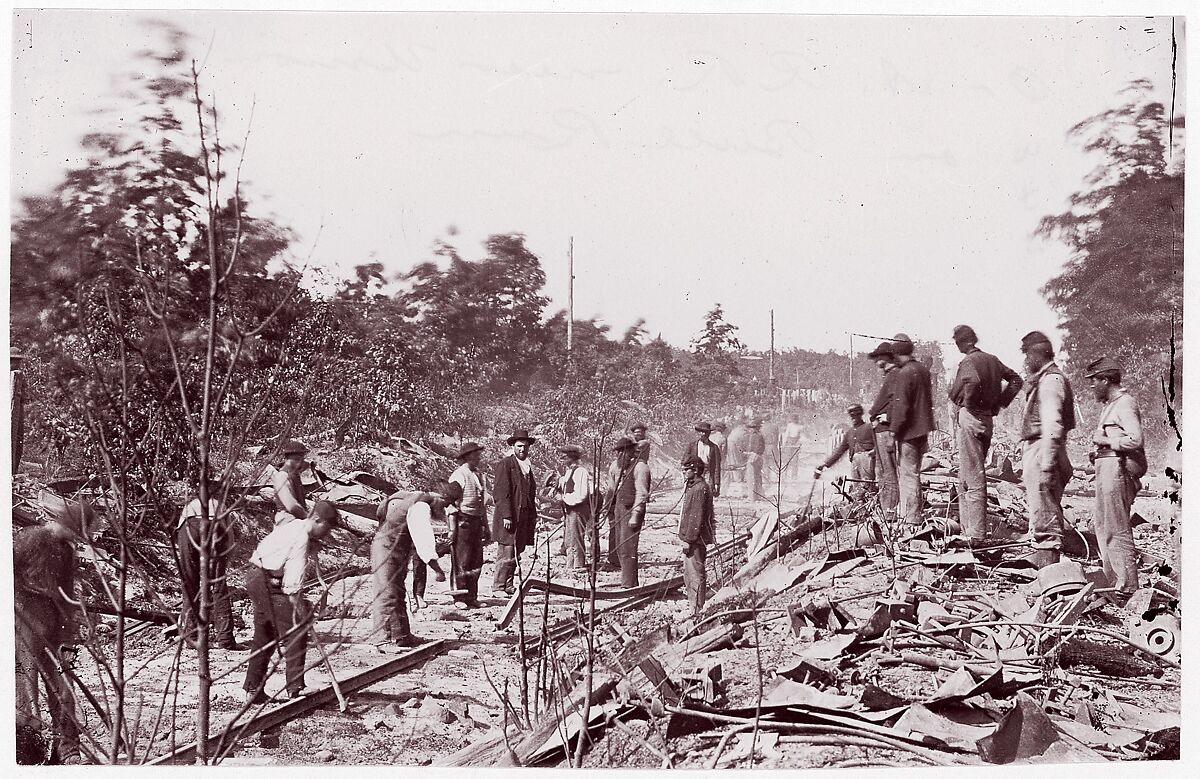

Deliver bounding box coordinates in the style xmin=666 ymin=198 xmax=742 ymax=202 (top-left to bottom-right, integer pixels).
xmin=616 ymin=463 xmax=638 ymax=509
xmin=1022 ymin=363 xmax=1076 ymax=441
xmin=452 ymin=464 xmax=485 ymax=516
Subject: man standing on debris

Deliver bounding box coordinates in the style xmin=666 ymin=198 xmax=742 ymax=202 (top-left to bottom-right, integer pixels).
xmin=1018 ymin=331 xmax=1076 ymax=568
xmin=272 ymin=439 xmax=310 ymax=525
xmin=604 ymin=436 xmax=651 ymax=587
xmin=683 ymin=422 xmax=723 ymax=497
xmin=553 ymin=444 xmax=594 ymax=574
xmin=492 ymin=430 xmax=539 ymax=595
xmin=373 ymin=492 xmax=449 ymax=644
xmin=14 ymin=502 xmax=93 ymax=764
xmin=679 ymin=455 xmax=716 ymax=617
xmin=868 ymin=342 xmax=901 ymax=523
xmin=948 ymin=325 xmax=1024 ymax=540
xmin=712 ymin=420 xmax=732 ymax=495
xmin=629 ymin=422 xmax=652 ymax=464
xmin=782 ymin=413 xmax=805 ymax=481
xmin=244 ymin=500 xmax=339 ymax=702
xmin=444 ymin=443 xmax=490 ymax=609
xmin=176 ymin=475 xmax=246 ymax=651
xmin=1086 ymin=357 xmax=1146 ymax=598
xmin=889 ymin=334 xmax=935 ymax=526
xmin=813 ymin=404 xmax=876 ymax=500
xmin=740 ymin=419 xmax=767 ymax=500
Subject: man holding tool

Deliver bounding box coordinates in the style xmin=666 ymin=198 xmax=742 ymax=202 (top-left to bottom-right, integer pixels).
xmin=813 ymin=404 xmax=876 ymax=500
xmin=372 ymin=491 xmax=449 ymax=648
xmin=444 ymin=442 xmax=490 ymax=609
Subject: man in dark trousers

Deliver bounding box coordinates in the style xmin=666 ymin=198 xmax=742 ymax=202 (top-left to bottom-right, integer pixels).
xmin=889 ymin=334 xmax=935 ymax=526
xmin=444 ymin=442 xmax=490 ymax=608
xmin=678 ymin=455 xmax=715 ymax=618
xmin=683 ymin=422 xmax=722 ymax=497
xmin=372 ymin=491 xmax=448 ymax=647
xmin=492 ymin=430 xmax=539 ymax=595
xmin=175 ymin=475 xmax=246 ymax=651
xmin=14 ymin=502 xmax=94 ymax=764
xmin=1019 ymin=331 xmax=1077 ymax=568
xmin=868 ymin=342 xmax=901 ymax=522
xmin=243 ymin=501 xmax=338 ymax=703
xmin=813 ymin=404 xmax=876 ymax=499
xmin=948 ymin=325 xmax=1024 ymax=540
xmin=741 ymin=419 xmax=767 ymax=501
xmin=604 ymin=436 xmax=651 ymax=586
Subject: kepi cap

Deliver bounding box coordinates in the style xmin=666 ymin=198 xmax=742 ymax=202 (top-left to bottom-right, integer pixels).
xmin=1021 ymin=331 xmax=1053 ymax=352
xmin=847 ymin=404 xmax=864 ymax=415
xmin=1084 ymin=357 xmax=1122 ymax=379
xmin=557 ymin=443 xmax=584 ymax=458
xmin=891 ymin=333 xmax=914 ymax=356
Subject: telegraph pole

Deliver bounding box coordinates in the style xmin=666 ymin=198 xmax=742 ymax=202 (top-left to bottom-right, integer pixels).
xmin=567 ymin=237 xmax=574 ymax=365
xmin=768 ymin=309 xmax=776 ymax=385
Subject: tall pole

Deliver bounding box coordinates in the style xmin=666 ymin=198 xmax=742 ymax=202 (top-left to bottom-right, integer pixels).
xmin=848 ymin=333 xmax=854 ymax=397
xmin=567 ymin=237 xmax=574 ymax=365
xmin=769 ymin=309 xmax=775 ymax=385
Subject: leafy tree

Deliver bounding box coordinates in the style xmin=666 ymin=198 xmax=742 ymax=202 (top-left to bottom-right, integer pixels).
xmin=1036 ymin=80 xmax=1184 ymax=442
xmin=690 ymin=303 xmax=746 ymax=356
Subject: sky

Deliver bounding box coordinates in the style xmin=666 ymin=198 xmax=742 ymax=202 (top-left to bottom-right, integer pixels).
xmin=7 ymin=8 xmax=1186 ymax=373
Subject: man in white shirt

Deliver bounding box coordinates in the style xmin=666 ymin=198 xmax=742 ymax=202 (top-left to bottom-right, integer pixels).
xmin=555 ymin=444 xmax=593 ymax=573
xmin=444 ymin=442 xmax=491 ymax=609
xmin=683 ymin=422 xmax=722 ymax=497
xmin=243 ymin=500 xmax=338 ymax=704
xmin=271 ymin=439 xmax=310 ymax=525
xmin=175 ymin=476 xmax=245 ymax=650
xmin=373 ymin=491 xmax=448 ymax=645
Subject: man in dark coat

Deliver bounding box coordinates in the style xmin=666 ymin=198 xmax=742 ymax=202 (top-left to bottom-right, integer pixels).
xmin=890 ymin=334 xmax=935 ymax=526
xmin=678 ymin=456 xmax=715 ymax=616
xmin=814 ymin=404 xmax=876 ymax=499
xmin=868 ymin=342 xmax=901 ymax=522
xmin=491 ymin=430 xmax=539 ymax=595
xmin=741 ymin=420 xmax=767 ymax=501
xmin=683 ymin=422 xmax=722 ymax=497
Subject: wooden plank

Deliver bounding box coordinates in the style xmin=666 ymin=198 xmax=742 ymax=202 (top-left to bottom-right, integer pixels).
xmin=525 ymin=575 xmax=684 ymax=601
xmin=150 ymin=639 xmax=448 ymax=764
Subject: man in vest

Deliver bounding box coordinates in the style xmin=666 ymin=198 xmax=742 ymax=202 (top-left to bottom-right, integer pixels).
xmin=554 ymin=444 xmax=594 ymax=574
xmin=814 ymin=404 xmax=876 ymax=499
xmin=492 ymin=430 xmax=539 ymax=595
xmin=1019 ymin=331 xmax=1076 ymax=568
xmin=781 ymin=413 xmax=805 ymax=481
xmin=868 ymin=342 xmax=901 ymax=523
xmin=948 ymin=325 xmax=1024 ymax=540
xmin=683 ymin=422 xmax=722 ymax=497
xmin=271 ymin=439 xmax=310 ymax=525
xmin=890 ymin=334 xmax=935 ymax=526
xmin=679 ymin=455 xmax=715 ymax=617
xmin=604 ymin=437 xmax=651 ymax=587
xmin=1086 ymin=357 xmax=1145 ymax=599
xmin=741 ymin=420 xmax=767 ymax=501
xmin=372 ymin=492 xmax=448 ymax=647
xmin=444 ymin=442 xmax=491 ymax=609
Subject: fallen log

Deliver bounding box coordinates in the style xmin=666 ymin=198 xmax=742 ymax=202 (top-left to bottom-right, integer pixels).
xmin=525 ymin=575 xmax=684 ymax=601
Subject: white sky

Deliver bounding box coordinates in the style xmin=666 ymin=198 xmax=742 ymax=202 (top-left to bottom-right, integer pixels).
xmin=7 ymin=8 xmax=1186 ymax=373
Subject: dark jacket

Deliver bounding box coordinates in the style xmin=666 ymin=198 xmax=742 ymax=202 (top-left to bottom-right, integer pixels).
xmin=949 ymin=348 xmax=1023 ymax=416
xmin=869 ymin=367 xmax=899 ymax=428
xmin=891 ymin=359 xmax=936 ymax=441
xmin=821 ymin=421 xmax=876 ymax=468
xmin=679 ymin=476 xmax=715 ymax=545
xmin=683 ymin=437 xmax=723 ymax=495
xmin=492 ymin=455 xmax=537 ymax=547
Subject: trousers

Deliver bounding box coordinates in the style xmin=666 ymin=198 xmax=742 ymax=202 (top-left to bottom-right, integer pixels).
xmin=608 ymin=506 xmax=642 ymax=588
xmin=14 ymin=597 xmax=78 ymax=763
xmin=683 ymin=542 xmax=708 ymax=615
xmin=175 ymin=517 xmax=236 ymax=646
xmin=898 ymin=435 xmax=928 ymax=526
xmin=874 ymin=430 xmax=899 ymax=518
xmin=370 ymin=527 xmax=416 ymax=641
xmin=452 ymin=514 xmax=486 ymax=603
xmin=562 ymin=504 xmax=594 ymax=571
xmin=956 ymin=408 xmax=994 ymax=538
xmin=1021 ymin=441 xmax=1072 ymax=553
xmin=244 ymin=565 xmax=310 ymax=695
xmin=1093 ymin=457 xmax=1140 ymax=594
xmin=850 ymin=451 xmax=876 ymax=499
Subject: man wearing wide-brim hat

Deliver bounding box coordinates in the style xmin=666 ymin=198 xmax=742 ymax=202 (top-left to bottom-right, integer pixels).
xmin=889 ymin=333 xmax=935 ymax=527
xmin=602 ymin=436 xmax=651 ymax=586
xmin=867 ymin=342 xmax=901 ymax=522
xmin=738 ymin=419 xmax=766 ymax=501
xmin=554 ymin=444 xmax=595 ymax=572
xmin=1085 ymin=356 xmax=1146 ymax=599
xmin=491 ymin=430 xmax=539 ymax=595
xmin=444 ymin=442 xmax=492 ymax=607
xmin=683 ymin=422 xmax=722 ymax=497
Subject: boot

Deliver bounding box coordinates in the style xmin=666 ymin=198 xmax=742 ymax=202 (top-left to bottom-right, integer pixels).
xmin=1030 ymin=548 xmax=1061 ymax=569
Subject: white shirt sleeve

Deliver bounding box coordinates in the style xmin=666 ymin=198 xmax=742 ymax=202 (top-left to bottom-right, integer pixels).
xmin=561 ymin=466 xmax=591 ymax=507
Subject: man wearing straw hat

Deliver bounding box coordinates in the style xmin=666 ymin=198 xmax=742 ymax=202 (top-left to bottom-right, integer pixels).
xmin=491 ymin=430 xmax=539 ymax=595
xmin=554 ymin=444 xmax=594 ymax=574
xmin=444 ymin=442 xmax=491 ymax=608
xmin=603 ymin=436 xmax=651 ymax=587
xmin=14 ymin=501 xmax=95 ymax=764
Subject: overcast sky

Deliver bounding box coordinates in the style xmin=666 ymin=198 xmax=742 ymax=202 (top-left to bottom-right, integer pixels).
xmin=8 ymin=9 xmax=1185 ymax=371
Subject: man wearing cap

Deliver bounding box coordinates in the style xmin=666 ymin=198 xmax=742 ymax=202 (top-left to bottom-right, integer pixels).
xmin=444 ymin=443 xmax=491 ymax=608
xmin=683 ymin=423 xmax=723 ymax=497
xmin=603 ymin=437 xmax=652 ymax=586
xmin=14 ymin=502 xmax=93 ymax=764
xmin=373 ymin=492 xmax=449 ymax=644
xmin=814 ymin=405 xmax=876 ymax=500
xmin=679 ymin=455 xmax=715 ymax=617
xmin=948 ymin=325 xmax=1024 ymax=540
xmin=629 ymin=422 xmax=652 ymax=464
xmin=492 ymin=430 xmax=539 ymax=595
xmin=1019 ymin=331 xmax=1076 ymax=568
xmin=1087 ymin=357 xmax=1146 ymax=597
xmin=272 ymin=439 xmax=310 ymax=526
xmin=867 ymin=342 xmax=901 ymax=522
xmin=740 ymin=419 xmax=767 ymax=500
xmin=889 ymin=334 xmax=935 ymax=526
xmin=175 ymin=475 xmax=246 ymax=651
xmin=554 ymin=444 xmax=594 ymax=573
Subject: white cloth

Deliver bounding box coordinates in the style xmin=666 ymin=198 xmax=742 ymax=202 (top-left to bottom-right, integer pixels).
xmin=176 ymin=497 xmax=221 ymax=530
xmin=558 ymin=464 xmax=592 ymax=507
xmin=405 ymin=501 xmax=437 ymax=562
xmin=250 ymin=518 xmax=313 ymax=594
xmin=448 ymin=462 xmax=487 ymax=515
xmin=516 ymin=455 xmax=532 ymax=476
xmin=696 ymin=440 xmax=714 ymax=466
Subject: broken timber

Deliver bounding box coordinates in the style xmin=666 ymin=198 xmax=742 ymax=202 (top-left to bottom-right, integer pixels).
xmin=149 ymin=639 xmax=448 ymax=764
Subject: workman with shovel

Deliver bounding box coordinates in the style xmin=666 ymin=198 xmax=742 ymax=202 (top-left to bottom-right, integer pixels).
xmin=372 ymin=491 xmax=448 ymax=648
xmin=444 ymin=442 xmax=491 ymax=609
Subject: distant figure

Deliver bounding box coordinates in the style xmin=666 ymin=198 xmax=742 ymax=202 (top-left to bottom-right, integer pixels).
xmin=629 ymin=422 xmax=652 ymax=464
xmin=1086 ymin=357 xmax=1145 ymax=600
xmin=710 ymin=421 xmax=729 ymax=493
xmin=444 ymin=442 xmax=491 ymax=609
xmin=678 ymin=456 xmax=715 ymax=617
xmin=271 ymin=439 xmax=310 ymax=526
xmin=175 ymin=475 xmax=245 ymax=651
xmin=781 ymin=413 xmax=805 ymax=480
xmin=554 ymin=444 xmax=594 ymax=573
xmin=724 ymin=421 xmax=747 ymax=496
xmin=890 ymin=334 xmax=935 ymax=526
xmin=741 ymin=420 xmax=767 ymax=500
xmin=814 ymin=404 xmax=876 ymax=500
xmin=684 ymin=422 xmax=723 ymax=497
xmin=947 ymin=325 xmax=1023 ymax=540
xmin=1019 ymin=331 xmax=1075 ymax=569
xmin=867 ymin=342 xmax=901 ymax=523
xmin=760 ymin=415 xmax=782 ymax=481
xmin=603 ymin=437 xmax=650 ymax=587
xmin=492 ymin=430 xmax=539 ymax=595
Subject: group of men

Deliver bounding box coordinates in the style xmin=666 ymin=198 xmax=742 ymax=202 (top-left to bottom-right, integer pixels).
xmin=814 ymin=326 xmax=1146 ymax=600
